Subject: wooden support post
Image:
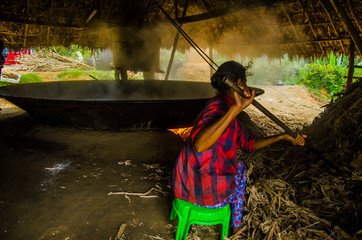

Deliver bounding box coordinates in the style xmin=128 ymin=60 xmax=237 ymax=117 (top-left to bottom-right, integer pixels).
xmin=24 ymin=0 xmax=30 ymax=48
xmin=115 ymin=68 xmax=127 ymax=81
xmin=120 ymin=68 xmax=127 ymax=80
xmin=23 ymin=24 xmax=29 ymax=48
xmin=330 ymin=0 xmax=362 ymax=55
xmin=347 ymin=41 xmax=355 ymax=90
xmin=165 ymin=32 xmax=180 ymax=80
xmin=164 ymin=0 xmax=188 ymax=80
xmin=91 ymin=48 xmax=96 ymax=68
xmin=46 ymin=26 xmax=51 ymax=46
xmin=47 ymin=0 xmax=53 ymax=46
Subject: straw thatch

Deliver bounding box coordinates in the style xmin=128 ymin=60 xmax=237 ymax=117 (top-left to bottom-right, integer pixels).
xmin=0 ymin=0 xmax=361 ymax=58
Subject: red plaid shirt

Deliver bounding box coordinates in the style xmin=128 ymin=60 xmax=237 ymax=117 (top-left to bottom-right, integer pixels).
xmin=172 ymin=93 xmax=255 ymax=206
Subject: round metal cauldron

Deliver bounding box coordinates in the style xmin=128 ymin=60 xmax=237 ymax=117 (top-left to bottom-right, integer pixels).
xmin=0 ymin=80 xmax=264 ymax=130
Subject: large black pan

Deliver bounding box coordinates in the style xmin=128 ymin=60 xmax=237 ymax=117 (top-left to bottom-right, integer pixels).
xmin=0 ymin=80 xmax=264 ymax=130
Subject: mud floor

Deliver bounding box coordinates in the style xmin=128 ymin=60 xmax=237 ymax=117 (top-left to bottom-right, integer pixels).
xmin=0 ymin=84 xmax=327 ymax=240
xmin=0 ymin=109 xmax=187 ymax=240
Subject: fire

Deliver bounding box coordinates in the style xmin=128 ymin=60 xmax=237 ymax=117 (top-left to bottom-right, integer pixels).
xmin=168 ymin=127 xmax=193 ymax=141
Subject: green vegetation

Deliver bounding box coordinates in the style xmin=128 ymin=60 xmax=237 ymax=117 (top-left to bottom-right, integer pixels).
xmin=19 ymin=73 xmax=43 ymax=83
xmin=51 ymin=45 xmax=92 ymax=59
xmin=57 ymin=70 xmax=115 ymax=80
xmin=0 ymin=81 xmax=13 ymax=87
xmin=159 ymin=48 xmax=357 ymax=98
xmin=235 ymin=52 xmax=358 ymax=98
xmin=57 ymin=70 xmax=143 ymax=81
xmin=298 ymin=62 xmax=347 ymax=95
xmin=243 ymin=55 xmax=305 ymax=86
xmin=31 ymin=45 xmax=361 ymax=99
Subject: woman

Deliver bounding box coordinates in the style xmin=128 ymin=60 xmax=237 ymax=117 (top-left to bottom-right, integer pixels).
xmin=0 ymin=39 xmax=7 ymax=80
xmin=171 ymin=61 xmax=305 ymax=234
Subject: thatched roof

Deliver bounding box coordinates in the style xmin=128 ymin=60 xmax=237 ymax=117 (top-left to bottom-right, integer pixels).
xmin=0 ymin=0 xmax=361 ymax=58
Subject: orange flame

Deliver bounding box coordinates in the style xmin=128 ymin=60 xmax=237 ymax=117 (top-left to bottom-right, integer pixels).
xmin=168 ymin=127 xmax=193 ymax=141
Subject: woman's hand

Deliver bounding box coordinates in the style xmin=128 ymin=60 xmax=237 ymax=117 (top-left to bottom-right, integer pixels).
xmin=284 ymin=133 xmax=307 ymax=146
xmin=233 ymin=79 xmax=255 ymax=110
xmin=255 ymin=133 xmax=307 ymax=150
xmin=195 ymin=79 xmax=254 ymax=152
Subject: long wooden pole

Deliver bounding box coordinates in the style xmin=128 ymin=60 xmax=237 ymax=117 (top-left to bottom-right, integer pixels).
xmin=347 ymin=41 xmax=355 ymax=90
xmin=223 ymin=78 xmax=344 ymax=174
xmin=329 ymin=0 xmax=362 ymax=55
xmin=223 ymin=78 xmax=298 ymax=138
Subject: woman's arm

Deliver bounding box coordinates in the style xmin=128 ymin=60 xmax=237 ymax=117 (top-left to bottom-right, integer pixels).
xmin=254 ymin=133 xmax=306 ymax=150
xmin=194 ymin=105 xmax=243 ymax=152
xmin=194 ymin=87 xmax=255 ymax=152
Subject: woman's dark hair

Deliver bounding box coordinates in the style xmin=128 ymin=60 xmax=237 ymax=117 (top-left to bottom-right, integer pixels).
xmin=211 ymin=61 xmax=247 ymax=93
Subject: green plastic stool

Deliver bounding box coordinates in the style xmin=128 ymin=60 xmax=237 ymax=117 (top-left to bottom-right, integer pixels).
xmin=170 ymin=198 xmax=231 ymax=240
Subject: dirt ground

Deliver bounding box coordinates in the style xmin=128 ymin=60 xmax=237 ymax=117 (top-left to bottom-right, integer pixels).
xmin=0 ymin=79 xmax=328 ymax=240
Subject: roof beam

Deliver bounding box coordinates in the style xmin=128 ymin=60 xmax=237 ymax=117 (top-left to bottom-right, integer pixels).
xmin=216 ymin=37 xmax=351 ymax=47
xmin=176 ymin=0 xmax=279 ymax=24
xmin=329 ymin=0 xmax=362 ymax=55
xmin=347 ymin=0 xmax=362 ymax=33
xmin=319 ymin=0 xmax=346 ymax=55
xmin=0 ymin=16 xmax=87 ymax=29
xmin=346 ymin=40 xmax=355 ymax=90
xmin=297 ymin=0 xmax=325 ymax=55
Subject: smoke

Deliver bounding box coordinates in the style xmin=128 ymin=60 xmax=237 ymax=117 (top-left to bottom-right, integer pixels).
xmin=87 ymin=4 xmax=311 ymax=83
xmin=91 ymin=21 xmax=173 ymax=75
xmin=210 ymin=8 xmax=309 ymax=59
xmin=2 ymin=80 xmax=215 ymax=101
xmin=157 ymin=6 xmax=311 ymax=83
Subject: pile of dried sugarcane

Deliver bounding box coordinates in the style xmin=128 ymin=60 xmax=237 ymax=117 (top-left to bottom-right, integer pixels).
xmin=305 ymin=79 xmax=362 ymax=178
xmin=11 ymin=49 xmax=93 ymax=72
xmin=237 ymin=155 xmax=357 ymax=240
xmin=226 ymin=80 xmax=361 ymax=240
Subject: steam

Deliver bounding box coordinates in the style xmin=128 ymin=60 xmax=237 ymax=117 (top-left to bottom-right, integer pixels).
xmin=91 ymin=22 xmax=173 ymax=75
xmin=2 ymin=80 xmax=215 ymax=101
xmin=159 ymin=6 xmax=311 ymax=83
xmin=88 ymin=4 xmax=311 ymax=83
xmin=205 ymin=8 xmax=309 ymax=59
